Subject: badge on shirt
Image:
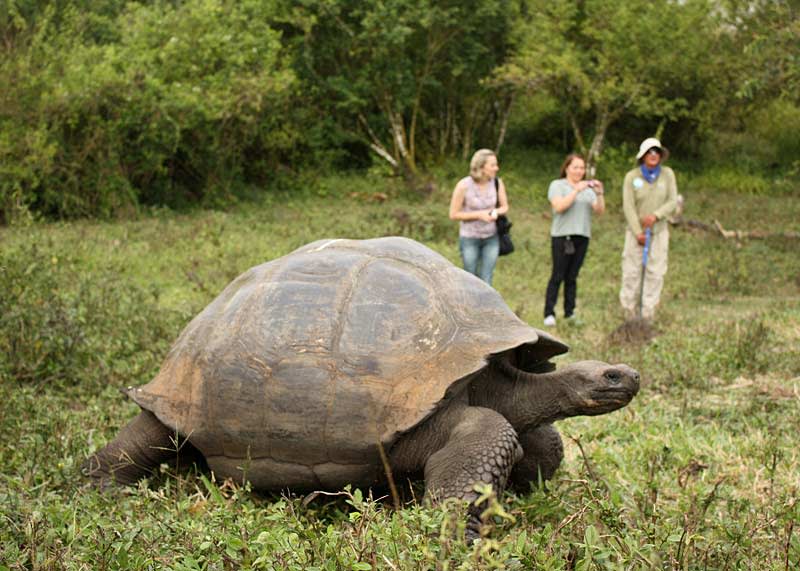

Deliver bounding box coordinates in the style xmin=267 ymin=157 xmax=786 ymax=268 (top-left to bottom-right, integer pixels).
xmin=633 ymin=177 xmax=644 ymax=189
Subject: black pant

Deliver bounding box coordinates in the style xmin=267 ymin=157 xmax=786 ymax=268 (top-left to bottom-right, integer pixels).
xmin=544 ymin=235 xmax=590 ymax=318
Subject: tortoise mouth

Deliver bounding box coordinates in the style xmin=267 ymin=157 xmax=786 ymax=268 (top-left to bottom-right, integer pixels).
xmin=589 ymin=387 xmax=637 ymax=408
xmin=597 ymin=385 xmax=637 ymax=396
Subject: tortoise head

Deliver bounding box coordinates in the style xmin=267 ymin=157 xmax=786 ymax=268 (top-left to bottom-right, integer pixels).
xmin=558 ymin=360 xmax=640 ymax=417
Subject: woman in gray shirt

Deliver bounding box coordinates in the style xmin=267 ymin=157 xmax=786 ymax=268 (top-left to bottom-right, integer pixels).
xmin=543 ymin=153 xmax=605 ymax=326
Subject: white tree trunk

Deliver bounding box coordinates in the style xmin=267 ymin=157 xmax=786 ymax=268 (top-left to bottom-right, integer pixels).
xmin=358 ymin=113 xmax=399 ymax=169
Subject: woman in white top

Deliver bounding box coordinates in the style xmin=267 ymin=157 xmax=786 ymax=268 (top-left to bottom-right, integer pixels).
xmin=543 ymin=153 xmax=605 ymax=326
xmin=448 ymin=149 xmax=509 ymax=285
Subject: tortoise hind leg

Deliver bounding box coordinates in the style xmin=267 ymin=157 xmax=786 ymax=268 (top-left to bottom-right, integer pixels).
xmin=422 ymin=407 xmax=522 ymax=540
xmin=84 ymin=410 xmax=178 ymax=487
xmin=508 ymin=423 xmax=564 ymax=492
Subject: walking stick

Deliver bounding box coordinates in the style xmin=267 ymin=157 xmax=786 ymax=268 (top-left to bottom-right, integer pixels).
xmin=637 ymin=227 xmax=652 ymax=319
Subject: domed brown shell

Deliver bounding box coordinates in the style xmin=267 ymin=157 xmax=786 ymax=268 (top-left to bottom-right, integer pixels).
xmin=126 ymin=237 xmax=567 ymax=490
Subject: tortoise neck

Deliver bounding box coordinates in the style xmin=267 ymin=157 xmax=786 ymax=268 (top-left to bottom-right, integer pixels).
xmin=470 ymin=360 xmax=573 ymax=431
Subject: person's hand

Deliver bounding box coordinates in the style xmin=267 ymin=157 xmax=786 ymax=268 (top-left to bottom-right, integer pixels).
xmin=591 ymin=180 xmax=604 ymax=195
xmin=479 ymin=210 xmax=497 ymax=222
xmin=576 ymin=180 xmax=592 ymax=191
xmin=637 ymin=233 xmax=647 ymax=246
xmin=641 ymin=214 xmax=657 ymax=228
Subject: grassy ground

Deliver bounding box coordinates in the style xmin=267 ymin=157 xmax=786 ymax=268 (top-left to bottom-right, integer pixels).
xmin=1 ymin=162 xmax=799 ymax=570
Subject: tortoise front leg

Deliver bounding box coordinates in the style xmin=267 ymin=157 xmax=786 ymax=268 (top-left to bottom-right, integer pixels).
xmin=508 ymin=423 xmax=564 ymax=492
xmin=423 ymin=407 xmax=522 ymax=541
xmin=84 ymin=410 xmax=178 ymax=487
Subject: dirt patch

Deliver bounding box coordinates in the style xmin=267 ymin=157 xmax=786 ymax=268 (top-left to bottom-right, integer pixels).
xmin=607 ymin=318 xmax=659 ymax=345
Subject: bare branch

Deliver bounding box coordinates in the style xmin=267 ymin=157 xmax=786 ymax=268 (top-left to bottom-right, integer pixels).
xmin=357 ymin=113 xmax=399 ymax=168
xmin=670 ymin=217 xmax=800 ymax=240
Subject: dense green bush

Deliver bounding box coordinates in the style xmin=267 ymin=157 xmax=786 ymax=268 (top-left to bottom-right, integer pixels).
xmin=0 ymin=241 xmax=182 ymax=390
xmin=698 ymin=99 xmax=800 ymax=191
xmin=1 ymin=0 xmax=797 ymax=223
xmin=0 ymin=0 xmax=299 ymax=221
xmin=289 ymin=0 xmax=516 ymax=175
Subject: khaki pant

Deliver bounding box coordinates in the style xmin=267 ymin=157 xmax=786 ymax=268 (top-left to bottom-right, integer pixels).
xmin=619 ymin=229 xmax=669 ymax=320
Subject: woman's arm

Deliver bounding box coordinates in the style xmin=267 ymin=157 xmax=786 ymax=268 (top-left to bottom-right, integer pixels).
xmin=449 ymin=181 xmax=494 ymax=222
xmin=591 ymin=181 xmax=606 ymax=214
xmin=550 ymin=180 xmax=591 ymax=213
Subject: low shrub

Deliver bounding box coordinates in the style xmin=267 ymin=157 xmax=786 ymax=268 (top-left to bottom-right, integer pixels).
xmin=0 ymin=241 xmax=182 ymax=390
xmin=686 ymin=168 xmax=773 ymax=195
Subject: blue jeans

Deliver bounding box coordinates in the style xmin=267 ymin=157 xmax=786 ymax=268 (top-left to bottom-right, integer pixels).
xmin=460 ymin=234 xmax=500 ymax=285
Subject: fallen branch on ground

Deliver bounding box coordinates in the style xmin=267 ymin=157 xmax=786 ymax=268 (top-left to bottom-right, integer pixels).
xmin=670 ymin=217 xmax=800 ymax=240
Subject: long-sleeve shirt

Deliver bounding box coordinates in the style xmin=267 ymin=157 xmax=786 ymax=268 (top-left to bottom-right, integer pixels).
xmin=622 ymin=166 xmax=678 ymax=236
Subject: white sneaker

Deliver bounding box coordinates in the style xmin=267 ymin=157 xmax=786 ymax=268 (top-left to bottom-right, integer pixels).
xmin=543 ymin=315 xmax=556 ymax=327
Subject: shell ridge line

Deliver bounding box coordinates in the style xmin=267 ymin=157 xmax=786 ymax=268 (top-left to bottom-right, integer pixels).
xmin=306 ymin=238 xmax=344 ymax=253
xmin=377 ymin=263 xmax=461 ymax=440
xmin=193 ymin=260 xmax=278 ymax=460
xmin=254 ymin=256 xmax=319 ymax=461
xmin=324 ymin=253 xmax=375 ymax=463
xmin=219 ymin=266 xmax=282 ymax=461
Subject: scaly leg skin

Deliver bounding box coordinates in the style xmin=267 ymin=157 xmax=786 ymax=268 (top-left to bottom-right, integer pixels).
xmin=423 ymin=407 xmax=522 ymax=541
xmin=508 ymin=423 xmax=564 ymax=492
xmin=84 ymin=410 xmax=178 ymax=488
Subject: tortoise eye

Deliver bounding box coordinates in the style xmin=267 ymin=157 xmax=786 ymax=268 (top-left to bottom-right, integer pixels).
xmin=604 ymin=370 xmax=622 ymax=384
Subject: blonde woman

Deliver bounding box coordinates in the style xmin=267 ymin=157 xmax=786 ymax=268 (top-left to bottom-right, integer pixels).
xmin=449 ymin=149 xmax=509 ymax=285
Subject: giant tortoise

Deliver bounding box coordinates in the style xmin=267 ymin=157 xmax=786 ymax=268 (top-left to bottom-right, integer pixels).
xmin=86 ymin=237 xmax=639 ymax=537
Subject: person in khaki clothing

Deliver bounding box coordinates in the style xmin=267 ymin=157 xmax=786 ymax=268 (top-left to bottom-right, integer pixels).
xmin=620 ymin=137 xmax=678 ymax=320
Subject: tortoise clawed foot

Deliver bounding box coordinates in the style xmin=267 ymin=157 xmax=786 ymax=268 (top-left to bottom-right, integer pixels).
xmin=465 ymin=524 xmax=482 ymax=544
xmin=465 ymin=503 xmax=488 ymax=544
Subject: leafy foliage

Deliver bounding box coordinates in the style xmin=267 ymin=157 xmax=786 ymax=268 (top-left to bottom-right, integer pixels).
xmin=500 ymin=0 xmax=717 ymax=168
xmin=0 ymin=238 xmax=183 ymax=390
xmin=289 ymin=0 xmax=515 ymax=174
xmin=0 ymin=0 xmax=298 ymax=220
xmin=2 ymin=0 xmax=799 ymax=222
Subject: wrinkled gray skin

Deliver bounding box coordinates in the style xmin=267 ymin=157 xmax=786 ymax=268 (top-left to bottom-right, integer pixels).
xmin=87 ymin=354 xmax=639 ymax=540
xmin=389 ymin=357 xmax=639 ymax=538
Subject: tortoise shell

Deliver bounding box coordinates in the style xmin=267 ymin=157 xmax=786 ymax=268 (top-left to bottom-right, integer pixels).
xmin=127 ymin=237 xmax=567 ymax=489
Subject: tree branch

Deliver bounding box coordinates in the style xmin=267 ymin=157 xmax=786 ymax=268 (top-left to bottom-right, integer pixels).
xmin=357 ymin=113 xmax=399 ymax=168
xmin=670 ymin=217 xmax=800 ymax=240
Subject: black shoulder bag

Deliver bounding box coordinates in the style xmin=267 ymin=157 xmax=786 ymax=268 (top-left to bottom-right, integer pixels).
xmin=494 ymin=178 xmax=514 ymax=256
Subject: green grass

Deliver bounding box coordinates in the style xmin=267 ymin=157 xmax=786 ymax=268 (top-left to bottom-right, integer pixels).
xmin=1 ymin=164 xmax=799 ymax=570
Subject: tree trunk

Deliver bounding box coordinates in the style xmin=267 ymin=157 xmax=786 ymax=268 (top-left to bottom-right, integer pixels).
xmin=567 ymin=110 xmax=587 ymax=158
xmin=357 ymin=113 xmax=399 ymax=169
xmin=438 ymin=101 xmax=453 ymax=158
xmin=495 ymin=93 xmax=515 ymax=155
xmin=383 ymin=100 xmax=417 ymax=176
xmin=586 ymin=129 xmax=606 ymax=175
xmin=586 ymin=109 xmax=612 ymax=172
xmin=357 ymin=102 xmax=418 ymax=176
xmin=461 ymin=99 xmax=481 ymax=160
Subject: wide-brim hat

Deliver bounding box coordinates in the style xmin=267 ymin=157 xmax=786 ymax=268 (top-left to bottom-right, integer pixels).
xmin=636 ymin=137 xmax=664 ymax=159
